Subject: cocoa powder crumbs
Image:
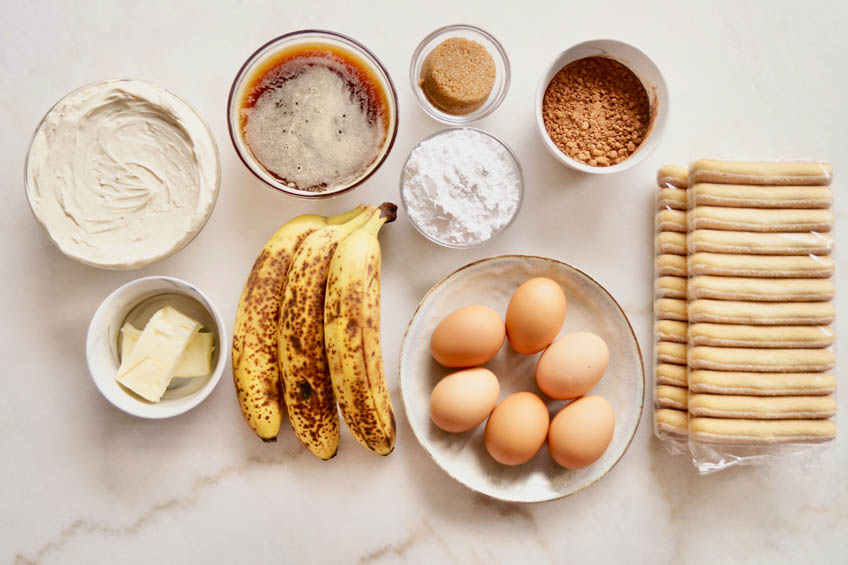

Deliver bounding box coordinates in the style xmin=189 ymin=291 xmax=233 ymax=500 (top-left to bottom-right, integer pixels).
xmin=542 ymin=56 xmax=651 ymax=167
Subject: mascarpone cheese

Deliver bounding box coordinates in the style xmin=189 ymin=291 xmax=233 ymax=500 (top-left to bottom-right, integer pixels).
xmin=25 ymin=79 xmax=219 ymax=269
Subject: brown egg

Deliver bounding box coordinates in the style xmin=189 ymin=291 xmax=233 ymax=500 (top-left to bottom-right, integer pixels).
xmin=536 ymin=332 xmax=610 ymax=399
xmin=430 ymin=305 xmax=505 ymax=367
xmin=430 ymin=368 xmax=500 ymax=432
xmin=548 ymin=395 xmax=615 ymax=469
xmin=505 ymin=277 xmax=567 ymax=354
xmin=484 ymin=392 xmax=550 ymax=465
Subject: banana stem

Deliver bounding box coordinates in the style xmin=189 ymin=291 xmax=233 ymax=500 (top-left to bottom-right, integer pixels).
xmin=327 ymin=204 xmax=365 ymax=225
xmin=362 ymin=207 xmax=389 ymax=237
xmin=378 ymin=202 xmax=398 ymax=223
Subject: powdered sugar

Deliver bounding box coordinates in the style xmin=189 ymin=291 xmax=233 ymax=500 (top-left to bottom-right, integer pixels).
xmin=401 ymin=129 xmax=521 ymax=246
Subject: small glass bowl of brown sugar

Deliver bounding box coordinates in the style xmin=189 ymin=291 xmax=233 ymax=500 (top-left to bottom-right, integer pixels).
xmin=535 ymin=39 xmax=668 ymax=174
xmin=410 ymin=24 xmax=510 ymax=124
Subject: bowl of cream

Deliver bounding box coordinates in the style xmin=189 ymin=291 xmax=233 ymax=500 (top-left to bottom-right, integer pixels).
xmin=25 ymin=79 xmax=221 ymax=269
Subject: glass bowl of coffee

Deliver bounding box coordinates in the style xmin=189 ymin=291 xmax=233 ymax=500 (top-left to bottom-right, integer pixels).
xmin=228 ymin=30 xmax=399 ymax=198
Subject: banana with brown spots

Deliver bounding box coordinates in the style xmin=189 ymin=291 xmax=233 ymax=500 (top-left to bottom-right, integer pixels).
xmin=325 ymin=205 xmax=398 ymax=455
xmin=278 ymin=206 xmax=373 ymax=459
xmin=232 ymin=206 xmax=363 ymax=441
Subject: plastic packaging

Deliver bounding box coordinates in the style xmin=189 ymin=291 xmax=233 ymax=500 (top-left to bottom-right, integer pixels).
xmin=652 ymin=165 xmax=690 ymax=455
xmin=653 ymin=160 xmax=836 ymax=473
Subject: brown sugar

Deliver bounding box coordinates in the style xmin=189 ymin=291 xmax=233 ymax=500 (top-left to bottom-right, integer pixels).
xmin=419 ymin=37 xmax=496 ymax=115
xmin=542 ymin=56 xmax=651 ymax=167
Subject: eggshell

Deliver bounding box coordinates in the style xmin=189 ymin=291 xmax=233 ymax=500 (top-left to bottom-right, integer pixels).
xmin=505 ymin=277 xmax=567 ymax=354
xmin=536 ymin=332 xmax=610 ymax=399
xmin=430 ymin=305 xmax=506 ymax=367
xmin=484 ymin=392 xmax=550 ymax=465
xmin=430 ymin=368 xmax=500 ymax=433
xmin=548 ymin=395 xmax=615 ymax=469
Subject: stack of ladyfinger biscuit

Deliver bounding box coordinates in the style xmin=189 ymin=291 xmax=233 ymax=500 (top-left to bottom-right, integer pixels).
xmin=686 ymin=160 xmax=836 ymax=445
xmin=654 ymin=165 xmax=691 ymax=439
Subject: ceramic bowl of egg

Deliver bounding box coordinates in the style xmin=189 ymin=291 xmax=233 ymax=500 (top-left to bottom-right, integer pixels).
xmin=410 ymin=24 xmax=511 ymax=124
xmin=399 ymin=255 xmax=644 ymax=502
xmin=227 ymin=30 xmax=399 ymax=198
xmin=535 ymin=39 xmax=668 ymax=174
xmin=86 ymin=276 xmax=227 ymax=419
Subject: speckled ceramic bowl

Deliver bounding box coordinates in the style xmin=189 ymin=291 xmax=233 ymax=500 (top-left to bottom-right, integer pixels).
xmin=399 ymin=255 xmax=644 ymax=502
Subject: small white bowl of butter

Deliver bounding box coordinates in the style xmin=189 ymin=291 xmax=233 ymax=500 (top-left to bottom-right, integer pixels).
xmin=86 ymin=276 xmax=227 ymax=418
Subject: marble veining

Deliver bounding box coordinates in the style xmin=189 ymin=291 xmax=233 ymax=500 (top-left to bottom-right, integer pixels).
xmin=14 ymin=452 xmax=300 ymax=564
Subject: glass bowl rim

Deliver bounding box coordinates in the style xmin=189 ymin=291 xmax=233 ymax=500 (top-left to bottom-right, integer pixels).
xmin=399 ymin=126 xmax=524 ymax=249
xmin=408 ymin=23 xmax=511 ymax=125
xmin=226 ymin=29 xmax=400 ymax=199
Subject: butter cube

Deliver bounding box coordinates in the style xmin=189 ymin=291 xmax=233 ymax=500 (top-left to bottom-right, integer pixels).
xmin=121 ymin=324 xmax=214 ymax=378
xmin=116 ymin=306 xmax=201 ymax=402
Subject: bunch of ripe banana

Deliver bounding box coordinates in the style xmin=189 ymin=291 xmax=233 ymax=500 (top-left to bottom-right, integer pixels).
xmin=232 ymin=203 xmax=398 ymax=459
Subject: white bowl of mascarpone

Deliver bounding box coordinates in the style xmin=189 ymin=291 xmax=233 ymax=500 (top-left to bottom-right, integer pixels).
xmin=25 ymin=79 xmax=220 ymax=269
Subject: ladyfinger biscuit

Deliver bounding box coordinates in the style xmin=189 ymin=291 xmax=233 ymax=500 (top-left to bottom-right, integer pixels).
xmin=688 ymin=394 xmax=835 ymax=420
xmin=688 ymin=346 xmax=835 ymax=372
xmin=657 ymin=341 xmax=688 ymax=366
xmin=688 ymin=299 xmax=834 ymax=325
xmin=656 ymin=209 xmax=687 ymax=232
xmin=688 ymin=253 xmax=834 ymax=278
xmin=688 ymin=323 xmax=834 ymax=348
xmin=690 ymin=183 xmax=832 ymax=209
xmin=656 ymin=385 xmax=689 ymax=410
xmin=655 ymin=298 xmax=688 ymax=322
xmin=688 ymin=276 xmax=835 ymax=302
xmin=655 ymin=231 xmax=687 ymax=255
xmin=656 ymin=276 xmax=688 ymax=299
xmin=657 ymin=165 xmax=689 ymax=188
xmin=688 ymin=230 xmax=833 ymax=256
xmin=689 ymin=207 xmax=833 ymax=233
xmin=656 ymin=254 xmax=687 ymax=276
xmin=688 ymin=370 xmax=835 ymax=396
xmin=689 ymin=160 xmax=833 ymax=186
xmin=657 ymin=189 xmax=688 ymax=211
xmin=656 ymin=363 xmax=688 ymax=387
xmin=655 ymin=409 xmax=689 ymax=436
xmin=656 ymin=320 xmax=688 ymax=343
xmin=689 ymin=418 xmax=835 ymax=445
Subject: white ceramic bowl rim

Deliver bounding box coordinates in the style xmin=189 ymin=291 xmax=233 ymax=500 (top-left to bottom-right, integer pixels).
xmin=85 ymin=275 xmax=228 ymax=419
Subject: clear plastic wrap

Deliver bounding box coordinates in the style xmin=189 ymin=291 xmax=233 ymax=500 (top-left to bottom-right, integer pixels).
xmin=685 ymin=159 xmax=835 ymax=473
xmin=653 ymin=160 xmax=836 ymax=473
xmin=652 ymin=165 xmax=690 ymax=455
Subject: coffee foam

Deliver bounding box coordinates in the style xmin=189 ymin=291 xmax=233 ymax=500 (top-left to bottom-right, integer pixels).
xmin=243 ymin=57 xmax=386 ymax=191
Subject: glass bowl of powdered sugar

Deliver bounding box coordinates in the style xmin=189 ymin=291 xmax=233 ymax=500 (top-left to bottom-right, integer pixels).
xmin=400 ymin=127 xmax=523 ymax=248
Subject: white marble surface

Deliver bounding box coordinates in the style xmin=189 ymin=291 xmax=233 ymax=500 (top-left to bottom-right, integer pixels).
xmin=2 ymin=1 xmax=845 ymax=563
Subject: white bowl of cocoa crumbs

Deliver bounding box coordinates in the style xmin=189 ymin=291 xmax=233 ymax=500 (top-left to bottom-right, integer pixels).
xmin=535 ymin=39 xmax=668 ymax=174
